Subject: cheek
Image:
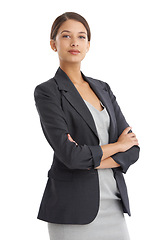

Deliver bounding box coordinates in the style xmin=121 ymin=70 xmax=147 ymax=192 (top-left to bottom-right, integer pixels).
xmin=81 ymin=42 xmax=89 ymax=53
xmin=57 ymin=41 xmax=65 ymax=51
xmin=80 ymin=51 xmax=87 ymax=58
xmin=56 ymin=38 xmax=68 ymax=50
xmin=80 ymin=47 xmax=88 ymax=56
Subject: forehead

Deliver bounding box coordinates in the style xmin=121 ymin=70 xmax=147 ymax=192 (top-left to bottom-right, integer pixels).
xmin=57 ymin=19 xmax=87 ymax=34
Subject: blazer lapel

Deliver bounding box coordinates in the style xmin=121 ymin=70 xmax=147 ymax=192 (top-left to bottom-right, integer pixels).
xmin=53 ymin=67 xmax=117 ymax=142
xmin=81 ymin=73 xmax=117 ymax=141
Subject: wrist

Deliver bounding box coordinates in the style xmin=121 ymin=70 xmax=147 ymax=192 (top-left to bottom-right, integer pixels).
xmin=100 ymin=142 xmax=123 ymax=161
xmin=114 ymin=142 xmax=123 ymax=152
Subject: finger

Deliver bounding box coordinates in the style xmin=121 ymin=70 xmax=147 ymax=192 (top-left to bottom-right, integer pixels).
xmin=128 ymin=133 xmax=136 ymax=138
xmin=67 ymin=134 xmax=78 ymax=145
xmin=67 ymin=134 xmax=70 ymax=139
xmin=72 ymin=139 xmax=78 ymax=145
xmin=123 ymin=126 xmax=132 ymax=135
xmin=134 ymin=140 xmax=139 ymax=146
xmin=69 ymin=137 xmax=74 ymax=142
xmin=67 ymin=134 xmax=73 ymax=141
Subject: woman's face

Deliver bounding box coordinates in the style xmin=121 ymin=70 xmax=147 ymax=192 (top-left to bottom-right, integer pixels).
xmin=50 ymin=19 xmax=90 ymax=64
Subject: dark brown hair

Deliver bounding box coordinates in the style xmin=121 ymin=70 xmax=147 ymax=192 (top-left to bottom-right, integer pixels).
xmin=50 ymin=12 xmax=91 ymax=41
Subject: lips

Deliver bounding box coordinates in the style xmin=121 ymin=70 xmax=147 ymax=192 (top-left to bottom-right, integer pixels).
xmin=68 ymin=49 xmax=80 ymax=55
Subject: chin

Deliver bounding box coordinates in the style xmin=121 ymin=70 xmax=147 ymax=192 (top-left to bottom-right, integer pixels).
xmin=63 ymin=57 xmax=85 ymax=64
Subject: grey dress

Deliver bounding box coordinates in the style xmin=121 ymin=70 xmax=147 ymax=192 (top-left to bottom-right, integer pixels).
xmin=48 ymin=99 xmax=130 ymax=240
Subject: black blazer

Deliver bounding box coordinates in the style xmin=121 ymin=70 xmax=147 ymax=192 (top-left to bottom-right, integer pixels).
xmin=34 ymin=67 xmax=140 ymax=224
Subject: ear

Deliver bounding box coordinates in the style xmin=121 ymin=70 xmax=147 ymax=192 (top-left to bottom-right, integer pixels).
xmin=50 ymin=39 xmax=57 ymax=52
xmin=86 ymin=41 xmax=90 ymax=53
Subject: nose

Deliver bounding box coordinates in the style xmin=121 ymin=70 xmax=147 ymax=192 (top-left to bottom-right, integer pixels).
xmin=70 ymin=40 xmax=78 ymax=47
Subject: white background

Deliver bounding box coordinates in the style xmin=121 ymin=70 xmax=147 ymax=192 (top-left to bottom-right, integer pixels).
xmin=0 ymin=0 xmax=160 ymax=239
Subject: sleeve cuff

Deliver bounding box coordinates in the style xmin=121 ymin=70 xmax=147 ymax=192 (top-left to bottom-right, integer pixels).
xmin=111 ymin=152 xmax=128 ymax=173
xmin=87 ymin=145 xmax=103 ymax=168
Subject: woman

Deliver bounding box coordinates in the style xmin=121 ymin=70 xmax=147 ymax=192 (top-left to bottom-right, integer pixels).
xmin=34 ymin=12 xmax=140 ymax=240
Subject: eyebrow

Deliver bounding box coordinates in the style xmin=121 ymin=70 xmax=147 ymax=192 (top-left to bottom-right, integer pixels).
xmin=60 ymin=30 xmax=87 ymax=35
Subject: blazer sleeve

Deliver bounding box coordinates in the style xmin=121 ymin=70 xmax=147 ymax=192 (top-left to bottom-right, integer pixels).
xmin=106 ymin=83 xmax=140 ymax=174
xmin=34 ymin=82 xmax=103 ymax=170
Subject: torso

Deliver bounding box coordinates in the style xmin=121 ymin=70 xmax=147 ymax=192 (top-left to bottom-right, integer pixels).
xmin=74 ymin=81 xmax=104 ymax=112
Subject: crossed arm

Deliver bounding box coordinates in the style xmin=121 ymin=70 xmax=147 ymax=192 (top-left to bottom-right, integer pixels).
xmin=35 ymin=82 xmax=140 ymax=173
xmin=67 ymin=126 xmax=139 ymax=169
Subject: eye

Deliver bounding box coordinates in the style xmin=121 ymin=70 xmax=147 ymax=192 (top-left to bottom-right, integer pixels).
xmin=79 ymin=36 xmax=86 ymax=39
xmin=62 ymin=35 xmax=70 ymax=39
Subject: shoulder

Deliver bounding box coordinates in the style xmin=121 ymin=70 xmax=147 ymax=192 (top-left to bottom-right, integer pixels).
xmin=34 ymin=77 xmax=60 ymax=98
xmin=34 ymin=77 xmax=58 ymax=92
xmin=86 ymin=75 xmax=111 ymax=91
xmin=34 ymin=77 xmax=62 ymax=104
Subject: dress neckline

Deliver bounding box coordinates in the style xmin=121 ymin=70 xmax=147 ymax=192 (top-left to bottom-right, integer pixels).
xmin=83 ymin=99 xmax=105 ymax=112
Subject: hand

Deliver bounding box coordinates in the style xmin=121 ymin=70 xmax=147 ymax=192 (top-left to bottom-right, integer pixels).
xmin=117 ymin=127 xmax=139 ymax=152
xmin=67 ymin=134 xmax=91 ymax=170
xmin=67 ymin=134 xmax=78 ymax=146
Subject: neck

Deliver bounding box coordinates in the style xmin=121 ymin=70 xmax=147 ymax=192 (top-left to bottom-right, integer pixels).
xmin=59 ymin=62 xmax=84 ymax=85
